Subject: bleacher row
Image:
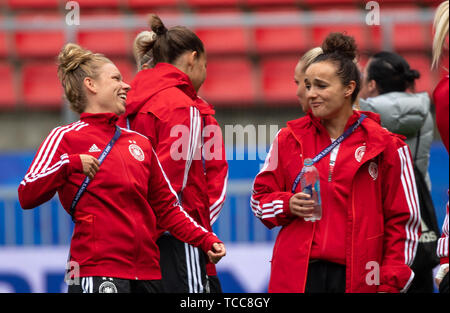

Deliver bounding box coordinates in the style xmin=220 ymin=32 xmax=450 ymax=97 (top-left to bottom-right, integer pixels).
xmin=0 ymin=0 xmax=447 ymax=110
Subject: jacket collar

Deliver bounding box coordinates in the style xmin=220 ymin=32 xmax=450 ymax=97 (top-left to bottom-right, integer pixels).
xmin=80 ymin=112 xmax=119 ymax=126
xmin=287 ymin=110 xmax=395 ymax=164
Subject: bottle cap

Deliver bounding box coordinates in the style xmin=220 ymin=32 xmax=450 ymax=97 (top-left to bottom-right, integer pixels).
xmin=304 ymin=158 xmax=313 ymax=166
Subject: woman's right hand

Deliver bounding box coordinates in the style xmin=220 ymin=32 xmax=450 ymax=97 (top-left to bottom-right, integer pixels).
xmin=289 ymin=192 xmax=316 ymax=218
xmin=79 ymin=154 xmax=100 ymax=179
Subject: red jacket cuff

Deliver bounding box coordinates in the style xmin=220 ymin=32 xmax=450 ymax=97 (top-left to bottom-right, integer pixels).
xmin=200 ymin=234 xmax=222 ymax=255
xmin=441 ymin=256 xmax=449 ymax=265
xmin=68 ymin=154 xmax=83 ymax=174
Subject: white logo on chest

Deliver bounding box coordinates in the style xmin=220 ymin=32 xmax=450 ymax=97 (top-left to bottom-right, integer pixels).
xmin=355 ymin=145 xmax=366 ymax=162
xmin=368 ymin=161 xmax=378 ymax=180
xmin=128 ymin=140 xmax=144 ymax=162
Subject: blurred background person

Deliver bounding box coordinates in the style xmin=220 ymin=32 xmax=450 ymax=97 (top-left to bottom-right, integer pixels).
xmin=431 ymin=0 xmax=449 ymax=294
xmin=119 ymin=14 xmax=228 ymax=293
xmin=18 ymin=43 xmax=225 ymax=293
xmin=295 ymin=47 xmax=323 ymax=113
xmin=359 ymin=51 xmax=440 ymax=293
xmin=251 ymin=33 xmax=420 ymax=293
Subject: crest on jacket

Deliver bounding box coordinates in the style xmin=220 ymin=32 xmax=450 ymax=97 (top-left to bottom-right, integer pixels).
xmin=355 ymin=145 xmax=366 ymax=162
xmin=128 ymin=140 xmax=145 ymax=162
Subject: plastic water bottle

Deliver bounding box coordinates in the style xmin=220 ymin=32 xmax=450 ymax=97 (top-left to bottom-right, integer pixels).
xmin=300 ymin=158 xmax=322 ymax=222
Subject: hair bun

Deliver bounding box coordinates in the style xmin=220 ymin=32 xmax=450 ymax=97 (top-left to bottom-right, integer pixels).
xmin=405 ymin=68 xmax=421 ymax=81
xmin=322 ymin=32 xmax=357 ymax=60
xmin=57 ymin=43 xmax=93 ymax=75
xmin=148 ymin=14 xmax=168 ymax=36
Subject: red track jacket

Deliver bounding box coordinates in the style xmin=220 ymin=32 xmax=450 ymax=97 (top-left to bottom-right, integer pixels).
xmin=18 ymin=113 xmax=221 ymax=280
xmin=119 ymin=63 xmax=228 ymax=276
xmin=251 ymin=110 xmax=421 ymax=293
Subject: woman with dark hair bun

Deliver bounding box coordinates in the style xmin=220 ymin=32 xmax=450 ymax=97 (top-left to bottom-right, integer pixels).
xmin=119 ymin=14 xmax=228 ymax=293
xmin=359 ymin=51 xmax=438 ymax=293
xmin=251 ymin=32 xmax=420 ymax=293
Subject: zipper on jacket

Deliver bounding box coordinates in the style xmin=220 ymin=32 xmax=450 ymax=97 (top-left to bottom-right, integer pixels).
xmin=302 ymin=223 xmax=316 ymax=292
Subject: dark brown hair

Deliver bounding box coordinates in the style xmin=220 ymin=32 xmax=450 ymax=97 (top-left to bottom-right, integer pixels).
xmin=133 ymin=14 xmax=205 ymax=68
xmin=312 ymin=32 xmax=361 ymax=103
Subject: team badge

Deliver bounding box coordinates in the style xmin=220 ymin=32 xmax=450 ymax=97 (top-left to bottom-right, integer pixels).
xmin=99 ymin=280 xmax=118 ymax=293
xmin=128 ymin=140 xmax=144 ymax=162
xmin=368 ymin=161 xmax=378 ymax=180
xmin=355 ymin=145 xmax=366 ymax=163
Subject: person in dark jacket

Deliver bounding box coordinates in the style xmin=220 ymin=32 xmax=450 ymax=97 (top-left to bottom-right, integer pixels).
xmin=359 ymin=51 xmax=439 ymax=293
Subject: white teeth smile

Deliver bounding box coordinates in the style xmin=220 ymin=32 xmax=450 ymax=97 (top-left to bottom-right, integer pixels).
xmin=119 ymin=94 xmax=127 ymax=100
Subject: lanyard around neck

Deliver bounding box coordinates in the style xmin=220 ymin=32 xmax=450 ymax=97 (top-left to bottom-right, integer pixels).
xmin=291 ymin=114 xmax=367 ymax=193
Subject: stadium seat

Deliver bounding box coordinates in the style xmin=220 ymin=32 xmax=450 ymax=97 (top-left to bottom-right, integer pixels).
xmin=253 ymin=25 xmax=308 ymax=54
xmin=184 ymin=0 xmax=241 ymax=8
xmin=260 ymin=57 xmax=299 ymax=105
xmin=77 ymin=29 xmax=130 ymax=57
xmin=0 ymin=31 xmax=8 ymax=58
xmin=244 ymin=0 xmax=297 ymax=7
xmin=300 ymin=0 xmax=358 ymax=8
xmin=15 ymin=31 xmax=64 ymax=58
xmin=6 ymin=0 xmax=60 ymax=9
xmin=14 ymin=13 xmax=65 ymax=58
xmin=403 ymin=54 xmax=434 ymax=94
xmin=0 ymin=63 xmax=16 ymax=109
xmin=126 ymin=0 xmax=179 ymax=9
xmin=392 ymin=23 xmax=430 ymax=51
xmin=72 ymin=0 xmax=121 ymax=9
xmin=21 ymin=62 xmax=63 ymax=109
xmin=196 ymin=27 xmax=249 ymax=55
xmin=199 ymin=58 xmax=256 ymax=106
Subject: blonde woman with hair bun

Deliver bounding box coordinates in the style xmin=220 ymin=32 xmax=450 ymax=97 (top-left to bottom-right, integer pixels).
xmin=18 ymin=43 xmax=226 ymax=293
xmin=431 ymin=0 xmax=449 ymax=294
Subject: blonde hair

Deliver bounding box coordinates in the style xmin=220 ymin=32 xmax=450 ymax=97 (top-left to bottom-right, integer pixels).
xmin=133 ymin=30 xmax=157 ymax=70
xmin=299 ymin=47 xmax=323 ymax=72
xmin=432 ymin=1 xmax=449 ymax=69
xmin=57 ymin=43 xmax=111 ymax=113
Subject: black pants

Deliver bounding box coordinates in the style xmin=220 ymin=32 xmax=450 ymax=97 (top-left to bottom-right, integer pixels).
xmin=305 ymin=260 xmax=346 ymax=293
xmin=67 ymin=276 xmax=162 ymax=293
xmin=157 ymin=233 xmax=209 ymax=293
xmin=407 ymin=267 xmax=435 ymax=293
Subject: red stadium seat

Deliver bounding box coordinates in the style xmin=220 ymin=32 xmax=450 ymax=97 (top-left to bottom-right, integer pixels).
xmin=0 ymin=63 xmax=16 ymax=109
xmin=184 ymin=0 xmax=241 ymax=8
xmin=14 ymin=14 xmax=65 ymax=58
xmin=72 ymin=0 xmax=121 ymax=9
xmin=6 ymin=0 xmax=59 ymax=9
xmin=300 ymin=0 xmax=358 ymax=8
xmin=0 ymin=31 xmax=8 ymax=58
xmin=77 ymin=29 xmax=130 ymax=57
xmin=196 ymin=27 xmax=249 ymax=55
xmin=403 ymin=54 xmax=435 ymax=95
xmin=260 ymin=57 xmax=299 ymax=105
xmin=392 ymin=23 xmax=430 ymax=51
xmin=253 ymin=25 xmax=308 ymax=54
xmin=199 ymin=58 xmax=256 ymax=106
xmin=126 ymin=0 xmax=179 ymax=9
xmin=244 ymin=0 xmax=297 ymax=6
xmin=22 ymin=62 xmax=63 ymax=109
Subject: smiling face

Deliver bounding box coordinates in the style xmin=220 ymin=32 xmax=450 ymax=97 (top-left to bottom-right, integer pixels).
xmin=304 ymin=61 xmax=355 ymax=121
xmin=86 ymin=62 xmax=131 ymax=115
